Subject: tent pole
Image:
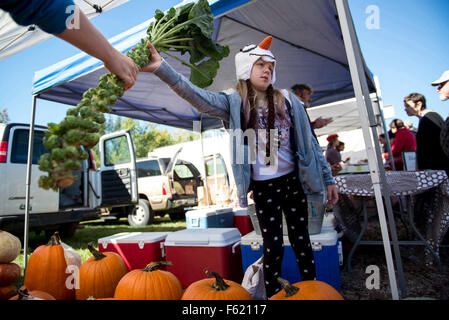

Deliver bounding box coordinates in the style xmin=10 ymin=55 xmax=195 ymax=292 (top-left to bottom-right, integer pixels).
xmin=199 ymin=116 xmax=210 ymax=206
xmin=23 ymin=94 xmax=37 ymax=272
xmin=374 ymin=76 xmax=395 ymax=171
xmin=336 ymin=0 xmax=407 ymax=300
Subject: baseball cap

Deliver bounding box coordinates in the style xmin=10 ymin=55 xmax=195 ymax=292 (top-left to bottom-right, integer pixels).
xmin=431 ymin=70 xmax=449 ymax=86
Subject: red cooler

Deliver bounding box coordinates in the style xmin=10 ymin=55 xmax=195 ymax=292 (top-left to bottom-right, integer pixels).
xmin=98 ymin=232 xmax=171 ymax=271
xmin=233 ymin=207 xmax=254 ymax=236
xmin=164 ymin=228 xmax=243 ymax=288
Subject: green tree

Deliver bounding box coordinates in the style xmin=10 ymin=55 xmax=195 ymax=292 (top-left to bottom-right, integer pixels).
xmin=90 ymin=114 xmax=194 ymax=166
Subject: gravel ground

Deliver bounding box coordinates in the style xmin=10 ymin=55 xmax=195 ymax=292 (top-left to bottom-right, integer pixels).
xmin=338 ymin=219 xmax=449 ymax=300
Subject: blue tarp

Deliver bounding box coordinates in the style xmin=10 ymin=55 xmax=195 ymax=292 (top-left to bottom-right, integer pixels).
xmin=32 ymin=0 xmax=376 ymax=132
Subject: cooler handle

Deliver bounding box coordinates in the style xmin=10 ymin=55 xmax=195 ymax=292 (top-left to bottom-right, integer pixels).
xmin=190 ymin=218 xmax=199 ymax=227
xmin=232 ymin=241 xmax=241 ymax=254
xmin=160 ymin=242 xmax=165 ymax=258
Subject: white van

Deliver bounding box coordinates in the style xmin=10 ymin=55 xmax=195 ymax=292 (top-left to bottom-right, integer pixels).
xmin=0 ymin=123 xmax=138 ymax=238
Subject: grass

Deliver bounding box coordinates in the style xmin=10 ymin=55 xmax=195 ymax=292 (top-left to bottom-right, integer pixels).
xmin=11 ymin=215 xmax=186 ymax=290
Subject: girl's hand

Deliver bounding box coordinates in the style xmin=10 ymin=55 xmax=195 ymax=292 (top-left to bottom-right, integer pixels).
xmin=139 ymin=40 xmax=162 ymax=73
xmin=326 ymin=184 xmax=339 ymax=206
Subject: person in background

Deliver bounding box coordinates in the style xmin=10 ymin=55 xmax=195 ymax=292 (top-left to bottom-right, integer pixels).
xmin=291 ymin=84 xmax=333 ymax=133
xmin=431 ymin=70 xmax=449 ymax=159
xmin=404 ymin=93 xmax=449 ymax=175
xmin=325 ymin=134 xmax=342 ymax=176
xmin=0 ymin=0 xmax=138 ymax=91
xmin=404 ymin=120 xmax=417 ymax=136
xmin=336 ymin=141 xmax=350 ymax=164
xmin=388 ymin=118 xmax=416 ymax=170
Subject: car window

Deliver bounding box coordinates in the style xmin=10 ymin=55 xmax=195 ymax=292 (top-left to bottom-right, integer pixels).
xmin=104 ymin=135 xmax=131 ymax=166
xmin=205 ymin=158 xmax=225 ymax=176
xmin=137 ymin=160 xmax=161 ymax=177
xmin=10 ymin=129 xmax=48 ymax=164
xmin=174 ymin=164 xmax=194 ymax=178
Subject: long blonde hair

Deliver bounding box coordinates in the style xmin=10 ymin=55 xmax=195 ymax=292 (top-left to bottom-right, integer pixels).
xmin=234 ymin=79 xmax=286 ymax=130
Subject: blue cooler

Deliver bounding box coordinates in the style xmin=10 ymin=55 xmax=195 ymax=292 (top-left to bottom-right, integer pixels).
xmin=241 ymin=228 xmax=342 ymax=292
xmin=186 ymin=206 xmax=234 ymax=229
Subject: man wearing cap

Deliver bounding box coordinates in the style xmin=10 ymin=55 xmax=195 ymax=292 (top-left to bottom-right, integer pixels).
xmin=431 ymin=70 xmax=449 ymax=158
xmin=291 ymin=84 xmax=333 ymax=135
xmin=325 ymin=134 xmax=342 ymax=176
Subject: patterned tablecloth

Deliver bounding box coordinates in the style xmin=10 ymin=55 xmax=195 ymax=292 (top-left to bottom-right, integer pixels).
xmin=333 ymin=170 xmax=449 ymax=266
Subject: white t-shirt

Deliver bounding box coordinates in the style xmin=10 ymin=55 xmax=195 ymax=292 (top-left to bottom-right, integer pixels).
xmin=250 ymin=97 xmax=296 ymax=181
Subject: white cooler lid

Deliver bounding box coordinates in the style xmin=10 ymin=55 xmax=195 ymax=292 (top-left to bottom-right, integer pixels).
xmin=98 ymin=232 xmax=171 ymax=250
xmin=241 ymin=228 xmax=338 ymax=247
xmin=164 ymin=228 xmax=241 ymax=247
xmin=232 ymin=208 xmax=250 ymax=216
xmin=186 ymin=205 xmax=234 ymax=218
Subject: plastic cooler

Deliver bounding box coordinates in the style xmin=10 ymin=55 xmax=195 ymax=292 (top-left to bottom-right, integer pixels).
xmin=185 ymin=206 xmax=234 ymax=229
xmin=233 ymin=207 xmax=254 ymax=236
xmin=98 ymin=232 xmax=171 ymax=271
xmin=164 ymin=228 xmax=243 ymax=288
xmin=241 ymin=228 xmax=342 ymax=291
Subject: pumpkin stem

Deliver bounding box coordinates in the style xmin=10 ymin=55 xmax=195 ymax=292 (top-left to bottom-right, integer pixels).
xmin=17 ymin=286 xmax=30 ymax=300
xmin=277 ymin=277 xmax=300 ymax=298
xmin=144 ymin=261 xmax=173 ymax=272
xmin=206 ymin=270 xmax=230 ymax=291
xmin=47 ymin=231 xmax=62 ymax=246
xmin=88 ymin=242 xmax=106 ymax=261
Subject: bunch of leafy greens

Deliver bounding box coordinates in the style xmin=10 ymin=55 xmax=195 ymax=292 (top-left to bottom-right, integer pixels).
xmin=38 ymin=0 xmax=229 ymax=191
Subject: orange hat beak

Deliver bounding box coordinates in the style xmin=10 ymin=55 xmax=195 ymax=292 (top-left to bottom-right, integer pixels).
xmin=258 ymin=36 xmax=272 ymax=50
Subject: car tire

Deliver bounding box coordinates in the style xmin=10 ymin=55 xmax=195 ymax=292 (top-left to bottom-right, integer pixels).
xmin=128 ymin=199 xmax=154 ymax=226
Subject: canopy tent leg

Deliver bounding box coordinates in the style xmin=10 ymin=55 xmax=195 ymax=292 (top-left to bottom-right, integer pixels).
xmin=196 ymin=116 xmax=210 ymax=206
xmin=374 ymin=76 xmax=396 ymax=171
xmin=336 ymin=0 xmax=407 ymax=300
xmin=23 ymin=94 xmax=38 ymax=272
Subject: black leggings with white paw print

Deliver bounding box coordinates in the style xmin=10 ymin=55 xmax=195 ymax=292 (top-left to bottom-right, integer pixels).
xmin=251 ymin=170 xmax=317 ymax=298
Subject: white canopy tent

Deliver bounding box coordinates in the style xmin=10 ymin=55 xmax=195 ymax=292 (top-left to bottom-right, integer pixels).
xmin=0 ymin=0 xmax=129 ymax=61
xmin=21 ymin=0 xmax=407 ymax=299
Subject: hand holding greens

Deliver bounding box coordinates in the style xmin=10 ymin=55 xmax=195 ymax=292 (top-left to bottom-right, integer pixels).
xmin=38 ymin=0 xmax=229 ymax=191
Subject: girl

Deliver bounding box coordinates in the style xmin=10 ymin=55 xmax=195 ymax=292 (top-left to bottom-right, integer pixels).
xmin=140 ymin=36 xmax=338 ymax=298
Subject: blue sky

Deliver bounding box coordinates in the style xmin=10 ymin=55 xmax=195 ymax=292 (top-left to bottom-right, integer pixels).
xmin=0 ymin=0 xmax=448 ymax=130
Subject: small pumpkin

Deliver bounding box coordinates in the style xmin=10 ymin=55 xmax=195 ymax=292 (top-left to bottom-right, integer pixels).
xmin=75 ymin=242 xmax=128 ymax=300
xmin=114 ymin=261 xmax=182 ymax=300
xmin=0 ymin=284 xmax=17 ymax=300
xmin=0 ymin=263 xmax=21 ymax=285
xmin=182 ymin=270 xmax=252 ymax=300
xmin=269 ymin=278 xmax=344 ymax=300
xmin=24 ymin=232 xmax=75 ymax=300
xmin=0 ymin=230 xmax=21 ymax=263
xmin=9 ymin=286 xmax=55 ymax=300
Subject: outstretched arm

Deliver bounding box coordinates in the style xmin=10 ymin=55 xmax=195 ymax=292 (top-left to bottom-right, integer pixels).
xmin=139 ymin=41 xmax=231 ymax=122
xmin=55 ymin=8 xmax=138 ymax=91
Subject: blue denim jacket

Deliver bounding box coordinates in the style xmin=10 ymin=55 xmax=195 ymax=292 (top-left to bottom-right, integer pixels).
xmin=154 ymin=60 xmax=335 ymax=207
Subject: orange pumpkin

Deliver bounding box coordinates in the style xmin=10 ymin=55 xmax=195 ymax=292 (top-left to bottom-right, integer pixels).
xmin=0 ymin=284 xmax=17 ymax=300
xmin=75 ymin=242 xmax=128 ymax=300
xmin=0 ymin=263 xmax=21 ymax=285
xmin=24 ymin=232 xmax=75 ymax=300
xmin=269 ymin=278 xmax=344 ymax=300
xmin=9 ymin=286 xmax=56 ymax=300
xmin=114 ymin=261 xmax=182 ymax=300
xmin=182 ymin=270 xmax=252 ymax=300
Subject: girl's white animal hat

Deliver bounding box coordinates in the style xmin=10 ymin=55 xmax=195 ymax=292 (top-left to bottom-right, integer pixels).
xmin=235 ymin=36 xmax=276 ymax=84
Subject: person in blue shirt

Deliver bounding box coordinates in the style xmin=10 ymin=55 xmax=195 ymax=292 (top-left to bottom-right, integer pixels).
xmin=0 ymin=0 xmax=138 ymax=91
